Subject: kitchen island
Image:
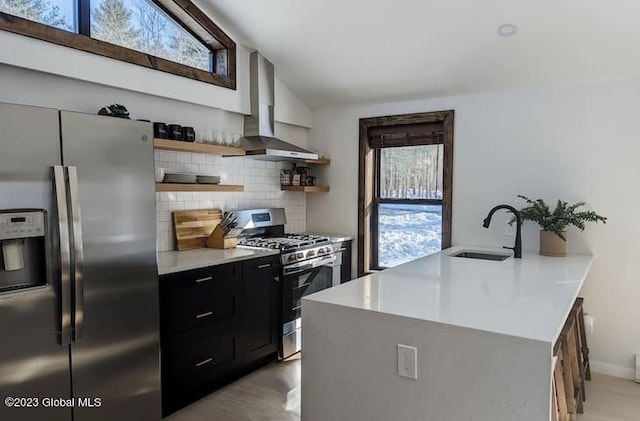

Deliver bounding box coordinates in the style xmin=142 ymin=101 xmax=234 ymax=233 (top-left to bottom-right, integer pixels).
xmin=301 ymin=246 xmax=592 ymax=421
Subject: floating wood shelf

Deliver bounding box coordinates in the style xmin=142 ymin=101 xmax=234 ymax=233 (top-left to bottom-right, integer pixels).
xmin=156 ymin=184 xmax=244 ymax=192
xmin=281 ymin=185 xmax=330 ymax=193
xmin=154 ymin=138 xmax=245 ymax=156
xmin=302 ymin=157 xmax=331 ymax=165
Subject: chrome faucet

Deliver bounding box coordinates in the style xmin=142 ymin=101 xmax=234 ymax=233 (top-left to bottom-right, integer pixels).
xmin=482 ymin=205 xmax=522 ymax=258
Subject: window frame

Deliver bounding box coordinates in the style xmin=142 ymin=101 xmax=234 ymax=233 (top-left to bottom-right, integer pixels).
xmin=358 ymin=110 xmax=454 ymax=276
xmin=0 ymin=0 xmax=236 ymax=89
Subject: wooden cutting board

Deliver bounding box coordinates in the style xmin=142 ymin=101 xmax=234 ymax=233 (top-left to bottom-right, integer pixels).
xmin=172 ymin=209 xmax=223 ymax=251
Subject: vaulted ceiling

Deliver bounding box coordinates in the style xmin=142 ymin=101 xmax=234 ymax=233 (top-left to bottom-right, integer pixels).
xmin=198 ymin=0 xmax=640 ymax=109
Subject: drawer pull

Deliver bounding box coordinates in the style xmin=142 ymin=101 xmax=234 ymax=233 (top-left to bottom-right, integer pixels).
xmin=257 ymin=263 xmax=272 ymax=269
xmin=195 ymin=276 xmax=213 ymax=284
xmin=337 ymin=248 xmax=347 ymax=252
xmin=195 ymin=357 xmax=214 ymax=368
xmin=195 ymin=311 xmax=214 ymax=319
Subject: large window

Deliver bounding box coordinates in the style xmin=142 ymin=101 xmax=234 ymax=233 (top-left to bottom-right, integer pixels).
xmin=0 ymin=0 xmax=235 ymax=88
xmin=374 ymin=145 xmax=444 ymax=268
xmin=359 ymin=111 xmax=454 ymax=274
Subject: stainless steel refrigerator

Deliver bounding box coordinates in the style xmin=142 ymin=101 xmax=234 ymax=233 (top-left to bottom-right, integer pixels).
xmin=0 ymin=102 xmax=161 ymax=420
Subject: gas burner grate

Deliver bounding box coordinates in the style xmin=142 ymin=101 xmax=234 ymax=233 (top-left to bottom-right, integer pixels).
xmin=237 ymin=233 xmax=332 ymax=252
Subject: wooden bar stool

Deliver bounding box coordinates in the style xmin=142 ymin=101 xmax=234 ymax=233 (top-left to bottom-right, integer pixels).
xmin=552 ymin=343 xmax=569 ymax=421
xmin=553 ymin=297 xmax=591 ymax=420
xmin=561 ymin=313 xmax=584 ymax=414
xmin=572 ymin=297 xmax=591 ymax=381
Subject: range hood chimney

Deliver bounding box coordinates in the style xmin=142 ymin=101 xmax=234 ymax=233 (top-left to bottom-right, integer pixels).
xmin=238 ymin=52 xmax=318 ymax=161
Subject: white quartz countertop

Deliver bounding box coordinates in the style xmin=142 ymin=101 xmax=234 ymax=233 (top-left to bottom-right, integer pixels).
xmin=304 ymin=245 xmax=593 ymax=343
xmin=157 ymin=248 xmax=280 ymax=275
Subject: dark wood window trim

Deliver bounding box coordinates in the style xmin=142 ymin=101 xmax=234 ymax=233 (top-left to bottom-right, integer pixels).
xmin=358 ymin=110 xmax=454 ymax=276
xmin=0 ymin=0 xmax=236 ymax=89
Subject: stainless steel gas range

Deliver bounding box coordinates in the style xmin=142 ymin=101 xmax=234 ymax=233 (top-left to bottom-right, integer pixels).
xmin=234 ymin=208 xmax=338 ymax=359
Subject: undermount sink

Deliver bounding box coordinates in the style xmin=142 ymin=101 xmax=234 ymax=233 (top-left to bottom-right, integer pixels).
xmin=450 ymin=250 xmax=511 ymax=261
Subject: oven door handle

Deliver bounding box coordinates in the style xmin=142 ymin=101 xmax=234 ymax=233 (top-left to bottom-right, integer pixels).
xmin=284 ymin=254 xmax=336 ymax=275
xmin=313 ymin=255 xmax=336 ymax=267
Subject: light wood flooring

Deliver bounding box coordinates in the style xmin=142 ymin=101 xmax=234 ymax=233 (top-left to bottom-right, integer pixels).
xmin=577 ymin=373 xmax=640 ymax=420
xmin=167 ymin=359 xmax=639 ymax=421
xmin=166 ymin=358 xmax=301 ymax=421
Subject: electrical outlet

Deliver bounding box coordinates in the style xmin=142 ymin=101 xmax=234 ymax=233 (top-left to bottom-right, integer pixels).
xmin=397 ymin=344 xmax=417 ymax=380
xmin=505 ymin=221 xmax=514 ymax=236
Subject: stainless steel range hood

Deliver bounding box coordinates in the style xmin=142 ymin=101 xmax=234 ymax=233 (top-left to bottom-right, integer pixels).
xmin=237 ymin=52 xmax=318 ymax=161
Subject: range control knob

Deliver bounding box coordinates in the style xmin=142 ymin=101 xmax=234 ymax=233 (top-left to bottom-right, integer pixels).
xmin=307 ymin=250 xmax=316 ymax=258
xmin=297 ymin=252 xmax=304 ymax=259
xmin=288 ymin=255 xmax=297 ymax=262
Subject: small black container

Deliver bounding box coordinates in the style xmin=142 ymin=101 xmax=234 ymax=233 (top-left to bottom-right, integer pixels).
xmin=182 ymin=127 xmax=196 ymax=142
xmin=168 ymin=124 xmax=183 ymax=141
xmin=153 ymin=122 xmax=168 ymax=139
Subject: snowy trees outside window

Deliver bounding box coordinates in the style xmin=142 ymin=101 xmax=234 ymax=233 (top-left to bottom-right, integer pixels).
xmin=376 ymin=145 xmax=444 ymax=268
xmin=0 ymin=0 xmax=75 ymax=32
xmin=91 ymin=0 xmax=210 ymax=71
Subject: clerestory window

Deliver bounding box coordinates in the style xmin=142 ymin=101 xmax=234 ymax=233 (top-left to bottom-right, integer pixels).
xmin=0 ymin=0 xmax=235 ymax=88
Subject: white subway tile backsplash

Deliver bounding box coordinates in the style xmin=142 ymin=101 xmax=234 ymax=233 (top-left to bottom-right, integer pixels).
xmin=158 ymin=211 xmax=171 ymax=223
xmin=167 ymin=162 xmax=185 ymax=173
xmin=199 ymin=200 xmax=214 ymax=209
xmin=155 ymin=152 xmax=306 ymax=251
xmin=191 ymin=154 xmax=206 ymax=164
xmin=157 ymin=220 xmax=172 ymax=232
xmin=176 ymin=192 xmax=192 ymax=201
xmin=160 ymin=192 xmax=176 ymax=202
xmin=176 ymin=152 xmax=191 ymax=163
xmin=184 ymin=163 xmax=200 ymax=173
xmin=183 ymin=201 xmax=201 ymax=210
xmin=168 ymin=202 xmax=185 ymax=211
xmin=156 ymin=150 xmax=176 ymax=162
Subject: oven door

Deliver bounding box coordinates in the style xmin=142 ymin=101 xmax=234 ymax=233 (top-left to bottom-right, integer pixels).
xmin=283 ymin=254 xmax=336 ymax=323
xmin=281 ymin=254 xmax=335 ymax=359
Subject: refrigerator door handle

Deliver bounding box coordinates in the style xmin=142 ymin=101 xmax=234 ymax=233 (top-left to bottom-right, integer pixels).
xmin=54 ymin=166 xmax=72 ymax=346
xmin=68 ymin=166 xmax=85 ymax=342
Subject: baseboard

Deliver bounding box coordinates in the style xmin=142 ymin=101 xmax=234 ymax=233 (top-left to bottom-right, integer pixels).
xmin=590 ymin=360 xmax=635 ymax=380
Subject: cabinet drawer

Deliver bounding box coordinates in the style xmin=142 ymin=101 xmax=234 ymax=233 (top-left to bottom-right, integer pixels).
xmin=164 ymin=331 xmax=236 ymax=382
xmin=242 ymin=255 xmax=280 ymax=279
xmin=165 ymin=287 xmax=240 ymax=334
xmin=162 ymin=263 xmax=240 ymax=290
xmin=161 ymin=264 xmax=241 ymax=335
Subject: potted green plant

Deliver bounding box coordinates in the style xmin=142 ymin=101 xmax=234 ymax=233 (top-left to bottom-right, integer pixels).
xmin=514 ymin=195 xmax=607 ymax=257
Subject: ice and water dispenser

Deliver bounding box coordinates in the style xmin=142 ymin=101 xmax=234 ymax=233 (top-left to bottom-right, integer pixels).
xmin=0 ymin=210 xmax=47 ymax=293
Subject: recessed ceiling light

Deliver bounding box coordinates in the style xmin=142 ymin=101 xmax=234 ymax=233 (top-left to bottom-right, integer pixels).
xmin=497 ymin=24 xmax=517 ymax=37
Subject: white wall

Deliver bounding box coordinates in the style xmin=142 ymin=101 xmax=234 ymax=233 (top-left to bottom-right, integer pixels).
xmin=0 ymin=63 xmax=245 ymax=130
xmin=307 ymin=77 xmax=640 ymax=379
xmin=0 ymin=31 xmax=312 ymax=126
